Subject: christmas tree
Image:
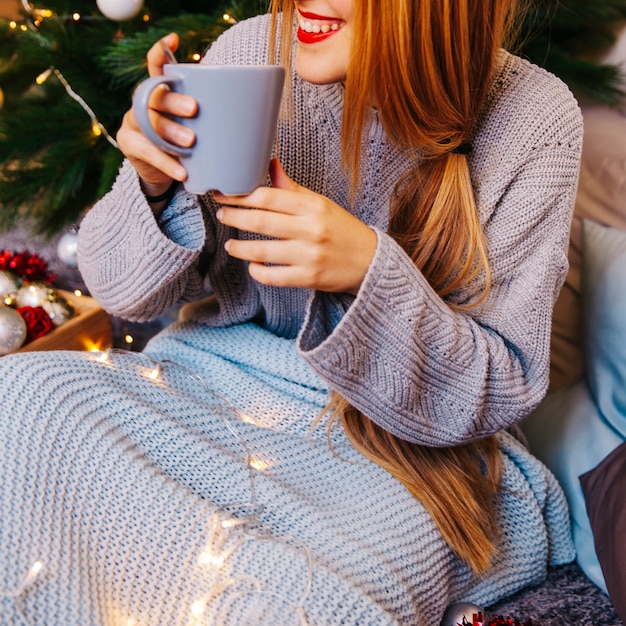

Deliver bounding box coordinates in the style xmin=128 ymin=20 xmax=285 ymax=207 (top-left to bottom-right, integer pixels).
xmin=0 ymin=0 xmax=625 ymax=238
xmin=518 ymin=0 xmax=626 ymax=105
xmin=0 ymin=0 xmax=267 ymax=237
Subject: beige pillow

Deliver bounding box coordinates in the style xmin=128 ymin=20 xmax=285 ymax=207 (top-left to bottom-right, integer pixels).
xmin=550 ymin=104 xmax=626 ymax=390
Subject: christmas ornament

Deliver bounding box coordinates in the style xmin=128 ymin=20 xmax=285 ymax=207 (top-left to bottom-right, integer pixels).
xmin=0 ymin=305 xmax=27 ymax=355
xmin=42 ymin=295 xmax=75 ymax=327
xmin=0 ymin=270 xmax=20 ymax=300
xmin=56 ymin=229 xmax=79 ymax=268
xmin=440 ymin=602 xmax=485 ymax=626
xmin=16 ymin=306 xmax=54 ymax=343
xmin=96 ymin=0 xmax=144 ymax=21
xmin=0 ymin=250 xmax=54 ymax=283
xmin=15 ymin=282 xmax=54 ymax=308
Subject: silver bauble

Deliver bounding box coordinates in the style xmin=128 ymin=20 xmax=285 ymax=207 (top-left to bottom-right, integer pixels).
xmin=15 ymin=282 xmax=53 ymax=308
xmin=56 ymin=230 xmax=79 ymax=268
xmin=440 ymin=602 xmax=485 ymax=626
xmin=0 ymin=270 xmax=20 ymax=299
xmin=42 ymin=296 xmax=75 ymax=327
xmin=0 ymin=305 xmax=27 ymax=355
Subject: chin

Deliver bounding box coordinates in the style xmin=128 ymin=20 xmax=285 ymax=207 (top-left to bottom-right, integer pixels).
xmin=294 ymin=57 xmax=347 ymax=85
xmin=294 ymin=67 xmax=346 ymax=85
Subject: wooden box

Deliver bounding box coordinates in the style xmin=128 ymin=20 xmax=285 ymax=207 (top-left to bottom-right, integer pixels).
xmin=17 ymin=289 xmax=112 ymax=353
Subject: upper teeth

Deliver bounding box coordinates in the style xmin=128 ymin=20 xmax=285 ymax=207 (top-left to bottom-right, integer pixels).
xmin=300 ymin=19 xmax=342 ymax=33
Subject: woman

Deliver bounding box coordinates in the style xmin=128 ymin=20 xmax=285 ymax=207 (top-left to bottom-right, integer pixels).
xmin=0 ymin=0 xmax=582 ymax=624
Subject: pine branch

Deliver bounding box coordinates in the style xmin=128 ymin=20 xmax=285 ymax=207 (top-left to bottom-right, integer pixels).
xmin=517 ymin=0 xmax=626 ymax=106
xmin=0 ymin=0 xmax=266 ymax=237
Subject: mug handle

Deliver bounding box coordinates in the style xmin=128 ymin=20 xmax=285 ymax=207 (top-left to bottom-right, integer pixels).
xmin=132 ymin=74 xmax=193 ymax=158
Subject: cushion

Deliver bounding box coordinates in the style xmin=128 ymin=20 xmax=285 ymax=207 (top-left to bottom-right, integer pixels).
xmin=580 ymin=440 xmax=626 ymax=624
xmin=582 ymin=219 xmax=626 ymax=438
xmin=521 ymin=220 xmax=626 ymax=594
xmin=521 ymin=381 xmax=621 ymax=592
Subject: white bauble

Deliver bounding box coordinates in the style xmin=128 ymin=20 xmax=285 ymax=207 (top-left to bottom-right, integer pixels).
xmin=0 ymin=305 xmax=27 ymax=355
xmin=440 ymin=602 xmax=485 ymax=626
xmin=42 ymin=296 xmax=75 ymax=327
xmin=96 ymin=0 xmax=144 ymax=21
xmin=0 ymin=270 xmax=19 ymax=299
xmin=57 ymin=230 xmax=79 ymax=268
xmin=15 ymin=282 xmax=52 ymax=308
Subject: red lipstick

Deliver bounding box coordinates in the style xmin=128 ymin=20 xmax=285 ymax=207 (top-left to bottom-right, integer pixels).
xmin=296 ymin=10 xmax=343 ymax=44
xmin=297 ymin=27 xmax=336 ymax=44
xmin=299 ymin=10 xmax=333 ymax=19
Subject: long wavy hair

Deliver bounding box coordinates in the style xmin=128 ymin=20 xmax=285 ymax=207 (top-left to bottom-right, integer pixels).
xmin=269 ymin=0 xmax=527 ymax=574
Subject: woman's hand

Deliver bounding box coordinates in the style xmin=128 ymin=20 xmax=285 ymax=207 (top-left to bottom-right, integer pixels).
xmin=116 ymin=33 xmax=196 ymax=198
xmin=214 ymin=159 xmax=378 ymax=295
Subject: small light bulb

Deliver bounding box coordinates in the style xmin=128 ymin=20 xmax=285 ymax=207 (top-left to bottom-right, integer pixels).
xmin=250 ymin=458 xmax=269 ymax=471
xmin=198 ymin=550 xmax=224 ymax=567
xmin=9 ymin=20 xmax=17 ymax=28
xmin=91 ymin=122 xmax=102 ymax=136
xmin=36 ymin=68 xmax=52 ymax=84
xmin=142 ymin=13 xmax=149 ymax=21
xmin=192 ymin=53 xmax=201 ymax=62
xmin=190 ymin=600 xmax=206 ymax=617
xmin=124 ymin=334 xmax=134 ymax=344
xmin=73 ymin=289 xmax=82 ymax=297
xmin=72 ymin=12 xmax=80 ymax=20
xmin=20 ymin=24 xmax=28 ymax=31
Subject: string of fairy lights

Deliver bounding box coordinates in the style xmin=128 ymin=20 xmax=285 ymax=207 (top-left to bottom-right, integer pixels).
xmin=1 ymin=348 xmax=315 ymax=625
xmin=4 ymin=0 xmax=238 ymax=147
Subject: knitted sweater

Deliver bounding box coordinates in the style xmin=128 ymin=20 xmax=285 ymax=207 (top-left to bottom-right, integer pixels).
xmin=0 ymin=322 xmax=574 ymax=626
xmin=77 ymin=14 xmax=583 ymax=447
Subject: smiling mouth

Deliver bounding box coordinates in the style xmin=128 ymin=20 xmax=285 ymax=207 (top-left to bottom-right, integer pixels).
xmin=297 ymin=10 xmax=344 ymax=44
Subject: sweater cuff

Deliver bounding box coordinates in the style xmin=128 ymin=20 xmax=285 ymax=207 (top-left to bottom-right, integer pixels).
xmin=297 ymin=227 xmax=411 ymax=356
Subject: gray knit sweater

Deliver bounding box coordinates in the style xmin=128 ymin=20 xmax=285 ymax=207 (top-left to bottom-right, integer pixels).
xmin=78 ymin=15 xmax=583 ymax=446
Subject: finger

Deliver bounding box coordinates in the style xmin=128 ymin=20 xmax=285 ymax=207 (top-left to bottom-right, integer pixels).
xmin=216 ymin=206 xmax=302 ymax=240
xmin=215 ymin=186 xmax=319 ymax=218
xmin=248 ymin=262 xmax=303 ymax=288
xmin=117 ymin=112 xmax=187 ymax=182
xmin=146 ymin=107 xmax=196 ymax=149
xmin=147 ymin=33 xmax=179 ymax=76
xmin=225 ymin=238 xmax=300 ymax=267
xmin=269 ymin=158 xmax=300 ymax=191
xmin=149 ymin=89 xmax=198 ymax=119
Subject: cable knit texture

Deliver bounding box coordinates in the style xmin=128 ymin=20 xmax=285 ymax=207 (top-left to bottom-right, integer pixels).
xmin=1 ymin=322 xmax=573 ymax=625
xmin=78 ymin=15 xmax=583 ymax=446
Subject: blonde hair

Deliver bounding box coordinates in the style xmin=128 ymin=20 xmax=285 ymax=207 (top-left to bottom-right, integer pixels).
xmin=270 ymin=0 xmax=526 ymax=573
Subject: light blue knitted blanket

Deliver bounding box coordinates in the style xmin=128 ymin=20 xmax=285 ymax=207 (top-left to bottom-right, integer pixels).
xmin=0 ymin=321 xmax=574 ymax=625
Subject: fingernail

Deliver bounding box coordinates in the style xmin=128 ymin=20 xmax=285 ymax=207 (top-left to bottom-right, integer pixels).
xmin=216 ymin=209 xmax=224 ymax=221
xmin=224 ymin=240 xmax=231 ymax=252
xmin=178 ymin=128 xmax=195 ymax=145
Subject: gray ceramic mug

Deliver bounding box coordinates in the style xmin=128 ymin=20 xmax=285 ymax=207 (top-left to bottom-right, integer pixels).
xmin=132 ymin=63 xmax=285 ymax=195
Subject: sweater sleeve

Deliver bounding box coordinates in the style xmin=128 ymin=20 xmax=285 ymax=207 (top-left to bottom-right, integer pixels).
xmin=297 ymin=99 xmax=583 ymax=446
xmin=77 ymin=160 xmax=209 ymax=321
xmin=77 ymin=16 xmax=275 ymax=322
